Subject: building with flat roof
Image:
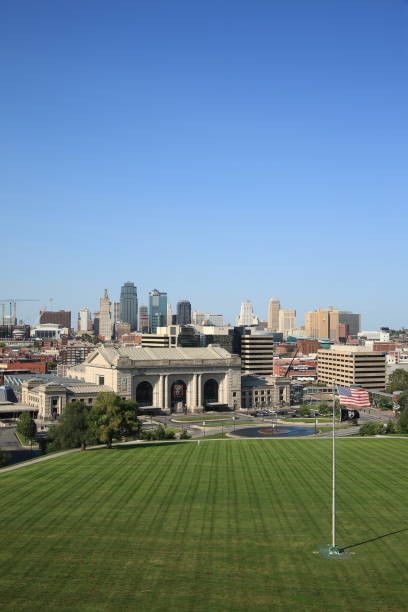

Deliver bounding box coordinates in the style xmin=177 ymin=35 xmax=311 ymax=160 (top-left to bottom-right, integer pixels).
xmin=240 ymin=331 xmax=275 ymax=376
xmin=317 ymin=345 xmax=386 ymax=390
xmin=39 ymin=310 xmax=71 ymax=329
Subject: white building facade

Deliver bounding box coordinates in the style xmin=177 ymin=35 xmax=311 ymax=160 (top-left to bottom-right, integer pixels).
xmin=67 ymin=345 xmax=241 ymax=413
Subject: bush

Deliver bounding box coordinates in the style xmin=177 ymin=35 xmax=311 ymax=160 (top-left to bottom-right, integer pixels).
xmin=359 ymin=422 xmax=386 ymax=436
xmin=385 ymin=420 xmax=400 ymax=434
xmin=141 ymin=425 xmax=176 ymax=441
xmin=179 ymin=429 xmax=192 ymax=440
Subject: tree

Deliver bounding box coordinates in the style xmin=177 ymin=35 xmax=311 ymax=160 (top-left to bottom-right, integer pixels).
xmin=47 ymin=361 xmax=57 ymax=371
xmin=386 ymin=369 xmax=408 ymax=393
xmin=16 ymin=413 xmax=37 ymax=442
xmin=179 ymin=429 xmax=191 ymax=440
xmin=48 ymin=401 xmax=95 ymax=451
xmin=0 ymin=450 xmax=10 ymax=467
xmin=359 ymin=422 xmax=385 ymax=436
xmin=90 ymin=393 xmax=140 ymax=448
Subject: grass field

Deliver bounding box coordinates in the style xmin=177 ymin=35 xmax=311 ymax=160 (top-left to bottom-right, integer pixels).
xmin=172 ymin=415 xmax=235 ymax=422
xmin=1 ymin=439 xmax=407 ymax=611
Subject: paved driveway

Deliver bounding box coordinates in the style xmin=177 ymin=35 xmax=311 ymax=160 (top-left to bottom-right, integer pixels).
xmin=0 ymin=426 xmax=41 ymax=464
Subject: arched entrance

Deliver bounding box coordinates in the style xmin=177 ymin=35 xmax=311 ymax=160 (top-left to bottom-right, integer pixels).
xmin=204 ymin=379 xmax=219 ymax=405
xmin=136 ymin=381 xmax=153 ymax=407
xmin=171 ymin=380 xmax=187 ymax=410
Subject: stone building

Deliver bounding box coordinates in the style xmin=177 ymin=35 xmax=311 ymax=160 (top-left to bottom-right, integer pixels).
xmin=21 ymin=379 xmax=113 ymax=420
xmin=67 ymin=345 xmax=241 ymax=413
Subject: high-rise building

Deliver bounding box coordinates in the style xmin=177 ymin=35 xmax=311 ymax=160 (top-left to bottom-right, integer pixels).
xmin=78 ymin=307 xmax=91 ymax=332
xmin=148 ymin=289 xmax=167 ymax=333
xmin=113 ymin=302 xmax=120 ymax=323
xmin=240 ymin=330 xmax=276 ymax=375
xmin=338 ymin=311 xmax=361 ymax=337
xmin=278 ymin=309 xmax=296 ymax=333
xmin=177 ymin=300 xmax=192 ymax=326
xmin=305 ymin=307 xmax=339 ymax=341
xmin=207 ymin=314 xmax=224 ymax=326
xmin=267 ymin=298 xmax=280 ymax=331
xmin=237 ymin=301 xmax=258 ymax=326
xmin=120 ymin=281 xmax=138 ymax=330
xmin=99 ymin=289 xmax=113 ymax=340
xmin=166 ymin=303 xmax=173 ymax=326
xmin=317 ymin=345 xmax=386 ymax=390
xmin=40 ymin=310 xmax=71 ymax=329
xmin=139 ymin=305 xmax=149 ymax=333
xmin=192 ymin=311 xmax=205 ymax=325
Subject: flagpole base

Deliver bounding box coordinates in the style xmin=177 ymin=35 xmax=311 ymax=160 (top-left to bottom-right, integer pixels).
xmin=317 ymin=545 xmax=349 ymax=560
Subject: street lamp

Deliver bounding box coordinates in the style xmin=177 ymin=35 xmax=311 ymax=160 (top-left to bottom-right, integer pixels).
xmin=203 ymin=421 xmax=206 ymax=438
xmin=232 ymin=416 xmax=236 ymax=431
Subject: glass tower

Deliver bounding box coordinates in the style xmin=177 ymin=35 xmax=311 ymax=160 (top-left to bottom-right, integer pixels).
xmin=120 ymin=281 xmax=138 ymax=331
xmin=148 ymin=289 xmax=167 ymax=333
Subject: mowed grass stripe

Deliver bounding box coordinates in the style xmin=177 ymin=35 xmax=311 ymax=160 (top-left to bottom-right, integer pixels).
xmin=1 ymin=439 xmax=408 ymax=611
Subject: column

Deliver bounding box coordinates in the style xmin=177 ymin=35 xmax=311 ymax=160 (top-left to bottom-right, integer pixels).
xmin=164 ymin=375 xmax=169 ymax=411
xmin=197 ymin=374 xmax=202 ymax=410
xmin=158 ymin=375 xmax=164 ymax=408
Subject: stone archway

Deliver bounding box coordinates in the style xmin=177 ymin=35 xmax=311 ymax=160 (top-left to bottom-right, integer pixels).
xmin=171 ymin=380 xmax=187 ymax=411
xmin=136 ymin=381 xmax=153 ymax=407
xmin=203 ymin=379 xmax=219 ymax=405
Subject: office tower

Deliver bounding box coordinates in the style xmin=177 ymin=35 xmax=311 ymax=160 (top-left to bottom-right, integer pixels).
xmin=278 ymin=309 xmax=296 ymax=333
xmin=240 ymin=330 xmax=275 ymax=375
xmin=148 ymin=289 xmax=167 ymax=333
xmin=78 ymin=307 xmax=91 ymax=332
xmin=177 ymin=300 xmax=192 ymax=326
xmin=120 ymin=281 xmax=138 ymax=330
xmin=207 ymin=314 xmax=224 ymax=326
xmin=192 ymin=311 xmax=206 ymax=325
xmin=317 ymin=345 xmax=385 ymax=390
xmin=139 ymin=305 xmax=149 ymax=333
xmin=267 ymin=298 xmax=280 ymax=331
xmin=338 ymin=311 xmax=361 ymax=337
xmin=167 ymin=303 xmax=173 ymax=326
xmin=99 ymin=289 xmax=113 ymax=340
xmin=39 ymin=310 xmax=71 ymax=329
xmin=113 ymin=302 xmax=120 ymax=323
xmin=93 ymin=312 xmax=100 ymax=336
xmin=305 ymin=307 xmax=339 ymax=341
xmin=237 ymin=301 xmax=258 ymax=326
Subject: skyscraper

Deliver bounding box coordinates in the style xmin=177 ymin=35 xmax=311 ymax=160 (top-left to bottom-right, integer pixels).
xmin=338 ymin=311 xmax=361 ymax=337
xmin=278 ymin=309 xmax=296 ymax=333
xmin=78 ymin=307 xmax=91 ymax=332
xmin=99 ymin=289 xmax=112 ymax=340
xmin=267 ymin=298 xmax=280 ymax=331
xmin=139 ymin=305 xmax=149 ymax=333
xmin=120 ymin=281 xmax=138 ymax=331
xmin=177 ymin=300 xmax=192 ymax=326
xmin=148 ymin=289 xmax=167 ymax=333
xmin=236 ymin=301 xmax=259 ymax=326
xmin=305 ymin=307 xmax=339 ymax=341
xmin=166 ymin=303 xmax=173 ymax=326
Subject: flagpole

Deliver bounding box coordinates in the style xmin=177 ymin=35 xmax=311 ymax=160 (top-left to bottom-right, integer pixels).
xmin=332 ymin=379 xmax=336 ymax=549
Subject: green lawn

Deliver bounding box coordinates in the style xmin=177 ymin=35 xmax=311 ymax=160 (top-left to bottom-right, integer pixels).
xmin=0 ymin=439 xmax=407 ymax=611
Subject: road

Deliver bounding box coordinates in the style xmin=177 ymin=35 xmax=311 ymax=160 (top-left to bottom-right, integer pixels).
xmin=0 ymin=426 xmax=41 ymax=464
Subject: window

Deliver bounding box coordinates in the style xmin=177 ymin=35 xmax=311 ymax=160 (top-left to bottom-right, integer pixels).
xmin=98 ymin=376 xmax=105 ymax=385
xmin=233 ymin=392 xmax=236 ymax=397
xmin=88 ymin=399 xmax=92 ymax=404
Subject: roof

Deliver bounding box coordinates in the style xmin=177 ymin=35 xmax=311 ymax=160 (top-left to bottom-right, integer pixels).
xmin=90 ymin=345 xmax=234 ymax=365
xmin=65 ymin=384 xmax=113 ymax=394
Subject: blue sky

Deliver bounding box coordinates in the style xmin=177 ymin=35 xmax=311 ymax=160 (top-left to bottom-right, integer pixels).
xmin=1 ymin=0 xmax=408 ymax=328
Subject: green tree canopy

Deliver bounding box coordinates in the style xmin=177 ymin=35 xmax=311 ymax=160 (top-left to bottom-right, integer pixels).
xmin=386 ymin=369 xmax=408 ymax=393
xmin=48 ymin=401 xmax=96 ymax=451
xmin=16 ymin=413 xmax=37 ymax=442
xmin=90 ymin=393 xmax=140 ymax=448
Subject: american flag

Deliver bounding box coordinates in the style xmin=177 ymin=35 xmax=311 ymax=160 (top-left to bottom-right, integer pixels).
xmin=337 ymin=386 xmax=370 ymax=407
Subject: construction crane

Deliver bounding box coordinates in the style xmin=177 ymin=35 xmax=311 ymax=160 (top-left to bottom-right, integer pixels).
xmin=0 ymin=299 xmax=40 ymax=325
xmin=284 ymin=346 xmax=299 ymax=378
